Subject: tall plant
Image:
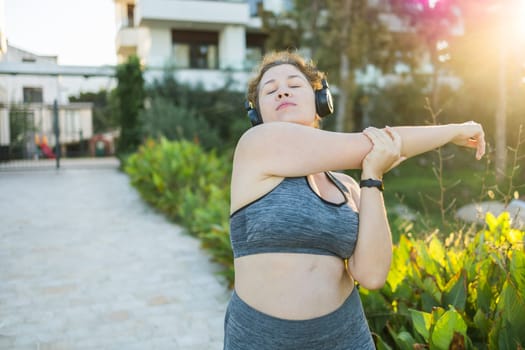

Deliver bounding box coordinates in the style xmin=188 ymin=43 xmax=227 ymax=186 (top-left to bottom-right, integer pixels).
xmin=116 ymin=55 xmax=145 ymax=154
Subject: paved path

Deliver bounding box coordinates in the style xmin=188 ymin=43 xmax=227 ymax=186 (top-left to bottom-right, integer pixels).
xmin=0 ymin=160 xmax=230 ymax=349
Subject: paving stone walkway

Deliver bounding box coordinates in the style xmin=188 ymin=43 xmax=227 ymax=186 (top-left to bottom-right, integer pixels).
xmin=0 ymin=159 xmax=230 ymax=349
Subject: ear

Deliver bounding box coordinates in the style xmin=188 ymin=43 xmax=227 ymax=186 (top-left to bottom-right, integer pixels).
xmin=315 ymin=79 xmax=334 ymax=118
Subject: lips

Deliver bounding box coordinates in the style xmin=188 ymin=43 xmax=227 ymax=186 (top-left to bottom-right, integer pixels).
xmin=276 ymin=102 xmax=296 ymax=110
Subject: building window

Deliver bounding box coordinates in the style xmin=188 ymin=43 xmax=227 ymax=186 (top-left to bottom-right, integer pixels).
xmin=126 ymin=4 xmax=135 ymax=27
xmin=171 ymin=30 xmax=218 ymax=69
xmin=248 ymin=0 xmax=263 ymax=17
xmin=246 ymin=33 xmax=266 ymax=70
xmin=23 ymin=87 xmax=43 ymax=103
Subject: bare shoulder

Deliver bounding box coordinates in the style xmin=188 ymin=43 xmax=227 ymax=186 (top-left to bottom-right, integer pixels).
xmin=233 ymin=122 xmax=308 ymax=157
xmin=230 ymin=127 xmax=284 ymax=214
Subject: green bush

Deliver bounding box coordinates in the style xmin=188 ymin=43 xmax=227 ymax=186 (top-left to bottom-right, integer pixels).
xmin=146 ymin=71 xmax=249 ymax=151
xmin=124 ymin=138 xmax=234 ymax=282
xmin=140 ymin=96 xmax=222 ymax=150
xmin=364 ymin=212 xmax=525 ymax=349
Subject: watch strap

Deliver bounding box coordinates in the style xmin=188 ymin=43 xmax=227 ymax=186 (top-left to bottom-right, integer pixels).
xmin=359 ymin=178 xmax=384 ymax=191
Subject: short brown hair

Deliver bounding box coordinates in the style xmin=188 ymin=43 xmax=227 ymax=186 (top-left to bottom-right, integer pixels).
xmin=247 ymin=51 xmax=326 ymax=111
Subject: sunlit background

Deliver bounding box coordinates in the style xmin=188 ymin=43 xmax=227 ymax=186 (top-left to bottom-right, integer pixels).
xmin=4 ymin=0 xmax=116 ymax=66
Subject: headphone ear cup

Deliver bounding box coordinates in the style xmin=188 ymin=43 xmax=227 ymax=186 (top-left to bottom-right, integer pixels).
xmin=315 ymin=79 xmax=334 ymax=118
xmin=245 ymin=101 xmax=263 ymax=126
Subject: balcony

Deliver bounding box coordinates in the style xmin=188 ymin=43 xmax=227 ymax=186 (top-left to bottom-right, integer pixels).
xmin=116 ymin=27 xmax=140 ymax=54
xmin=136 ymin=0 xmax=249 ymax=26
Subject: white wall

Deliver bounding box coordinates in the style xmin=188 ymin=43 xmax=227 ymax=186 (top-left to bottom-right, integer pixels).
xmin=1 ymin=74 xmax=60 ymax=104
xmin=144 ymin=25 xmax=170 ymax=69
xmin=0 ymin=0 xmax=6 ymax=56
xmin=138 ymin=0 xmax=249 ymax=26
xmin=219 ymin=25 xmax=246 ymax=70
xmin=0 ymin=107 xmax=8 ymax=145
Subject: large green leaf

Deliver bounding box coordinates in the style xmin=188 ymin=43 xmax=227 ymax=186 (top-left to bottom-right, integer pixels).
xmin=387 ymin=235 xmax=412 ymax=292
xmin=472 ymin=308 xmax=491 ymax=336
xmin=430 ymin=307 xmax=467 ymax=350
xmin=395 ymin=331 xmax=416 ymax=349
xmin=496 ymin=319 xmax=524 ymax=350
xmin=443 ymin=269 xmax=467 ymax=311
xmin=410 ymin=309 xmax=432 ymax=341
xmin=374 ymin=335 xmax=393 ymax=350
xmin=510 ymin=250 xmax=525 ymax=292
xmin=497 ymin=279 xmax=525 ymax=346
xmin=428 ymin=235 xmax=446 ymax=267
xmin=475 ymin=259 xmax=494 ymax=312
xmin=420 ymin=277 xmax=441 ymax=311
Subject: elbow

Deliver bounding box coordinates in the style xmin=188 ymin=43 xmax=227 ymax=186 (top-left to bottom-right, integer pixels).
xmin=349 ymin=255 xmax=392 ymax=290
xmin=351 ymin=268 xmax=389 ymax=290
xmin=358 ymin=277 xmax=387 ymax=290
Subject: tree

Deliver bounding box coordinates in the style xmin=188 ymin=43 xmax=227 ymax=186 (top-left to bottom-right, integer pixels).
xmin=388 ymin=0 xmax=460 ymax=110
xmin=116 ymin=55 xmax=145 ymax=154
xmin=261 ymin=0 xmax=395 ymax=131
xmin=449 ymin=0 xmax=525 ymax=181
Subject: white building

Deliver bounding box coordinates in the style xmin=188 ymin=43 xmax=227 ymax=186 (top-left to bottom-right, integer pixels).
xmin=0 ymin=43 xmax=117 ymax=160
xmin=113 ymin=0 xmax=280 ymax=90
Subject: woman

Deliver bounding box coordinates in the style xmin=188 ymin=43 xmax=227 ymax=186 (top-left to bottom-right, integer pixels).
xmin=224 ymin=51 xmax=485 ymax=349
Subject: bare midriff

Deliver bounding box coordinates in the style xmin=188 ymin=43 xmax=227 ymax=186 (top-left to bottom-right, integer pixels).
xmin=233 ymin=252 xmax=355 ymax=320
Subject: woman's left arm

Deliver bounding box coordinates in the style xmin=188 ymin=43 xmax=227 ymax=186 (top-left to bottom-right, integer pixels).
xmin=347 ymin=127 xmax=401 ymax=290
xmin=348 ymin=122 xmax=485 ymax=289
xmin=393 ymin=121 xmax=486 ymax=160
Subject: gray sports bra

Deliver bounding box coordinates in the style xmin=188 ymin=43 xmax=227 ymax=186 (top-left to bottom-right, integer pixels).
xmin=229 ymin=172 xmax=359 ymax=259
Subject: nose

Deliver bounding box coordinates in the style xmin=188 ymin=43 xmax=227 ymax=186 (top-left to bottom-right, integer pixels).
xmin=277 ymin=91 xmax=291 ymax=99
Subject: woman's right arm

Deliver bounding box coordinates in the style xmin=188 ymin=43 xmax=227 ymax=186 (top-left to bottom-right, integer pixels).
xmin=233 ymin=121 xmax=485 ymax=179
xmin=392 ymin=122 xmax=485 ymax=160
xmin=233 ymin=122 xmax=372 ymax=179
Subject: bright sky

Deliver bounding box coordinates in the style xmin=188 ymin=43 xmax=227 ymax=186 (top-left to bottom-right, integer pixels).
xmin=4 ymin=0 xmax=117 ymax=66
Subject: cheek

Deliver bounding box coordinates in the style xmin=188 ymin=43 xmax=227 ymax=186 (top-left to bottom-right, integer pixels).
xmin=304 ymin=92 xmax=317 ymax=116
xmin=257 ymin=98 xmax=271 ymax=121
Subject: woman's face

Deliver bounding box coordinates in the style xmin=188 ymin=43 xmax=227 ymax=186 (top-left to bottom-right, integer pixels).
xmin=257 ymin=64 xmax=317 ymax=126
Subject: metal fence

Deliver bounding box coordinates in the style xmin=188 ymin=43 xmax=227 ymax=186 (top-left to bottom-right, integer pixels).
xmin=0 ymin=100 xmax=115 ymax=171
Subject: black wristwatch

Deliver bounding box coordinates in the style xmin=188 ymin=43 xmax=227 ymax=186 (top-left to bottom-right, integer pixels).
xmin=359 ymin=178 xmax=384 ymax=191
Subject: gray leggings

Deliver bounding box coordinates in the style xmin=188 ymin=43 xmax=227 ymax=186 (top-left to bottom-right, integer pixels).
xmin=223 ymin=287 xmax=375 ymax=349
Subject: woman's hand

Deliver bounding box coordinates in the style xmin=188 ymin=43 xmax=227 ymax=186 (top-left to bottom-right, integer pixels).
xmin=450 ymin=121 xmax=486 ymax=160
xmin=361 ymin=127 xmax=405 ymax=179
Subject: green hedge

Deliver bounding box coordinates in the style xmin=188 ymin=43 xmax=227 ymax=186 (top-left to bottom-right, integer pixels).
xmin=124 ymin=139 xmax=524 ymax=349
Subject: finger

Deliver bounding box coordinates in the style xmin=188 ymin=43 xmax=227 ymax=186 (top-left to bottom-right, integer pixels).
xmin=363 ymin=128 xmax=384 ymax=146
xmin=386 ymin=127 xmax=402 ymax=153
xmin=362 ymin=128 xmax=377 ymax=146
xmin=476 ymin=133 xmax=486 ymax=160
xmin=364 ymin=128 xmax=392 ymax=148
